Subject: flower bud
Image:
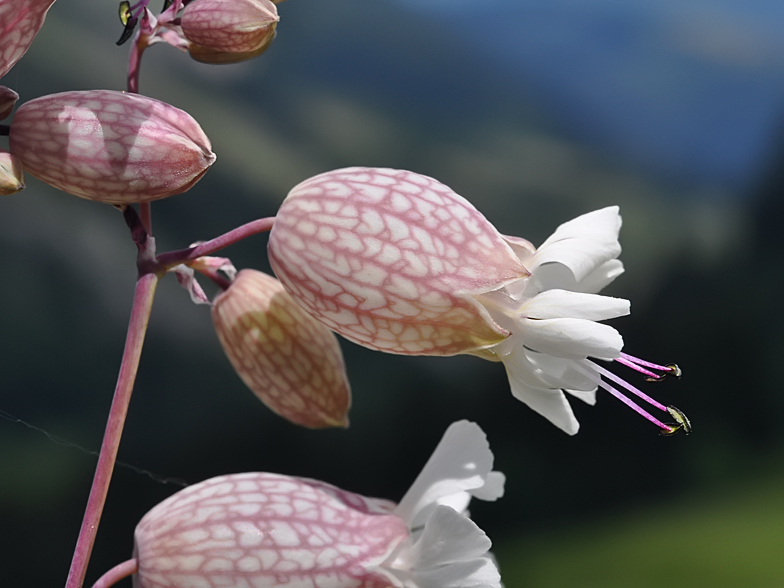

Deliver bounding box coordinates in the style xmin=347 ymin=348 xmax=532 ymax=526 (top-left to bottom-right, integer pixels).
xmin=0 ymin=0 xmax=57 ymax=79
xmin=0 ymin=86 xmax=19 ymax=119
xmin=0 ymin=150 xmax=25 ymax=195
xmin=9 ymin=90 xmax=215 ymax=204
xmin=212 ymin=269 xmax=351 ymax=428
xmin=181 ymin=0 xmax=278 ymax=64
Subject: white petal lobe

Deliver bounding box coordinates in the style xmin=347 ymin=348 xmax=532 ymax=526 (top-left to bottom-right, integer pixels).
xmin=520 ymin=318 xmax=624 ymax=360
xmin=408 ymin=506 xmax=491 ymax=568
xmin=522 ymin=290 xmax=630 ymax=321
xmin=395 ymin=421 xmax=499 ymax=529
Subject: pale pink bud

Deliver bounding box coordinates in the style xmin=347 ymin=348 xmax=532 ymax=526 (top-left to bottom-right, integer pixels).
xmin=0 ymin=86 xmax=19 ymax=119
xmin=8 ymin=90 xmax=215 ymax=204
xmin=267 ymin=167 xmax=528 ymax=356
xmin=130 ymin=422 xmax=503 ymax=588
xmin=0 ymin=0 xmax=56 ymax=79
xmin=0 ymin=150 xmax=25 ymax=195
xmin=212 ymin=269 xmax=351 ymax=428
xmin=181 ymin=0 xmax=278 ymax=64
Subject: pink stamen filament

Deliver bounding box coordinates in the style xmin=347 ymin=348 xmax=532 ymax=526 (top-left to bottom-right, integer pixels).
xmin=574 ymin=361 xmax=673 ymax=432
xmin=597 ymin=378 xmax=674 ymax=431
xmin=619 ymin=352 xmax=675 ymax=374
xmin=615 ymin=356 xmax=661 ymax=380
xmin=592 ymin=362 xmax=669 ymax=413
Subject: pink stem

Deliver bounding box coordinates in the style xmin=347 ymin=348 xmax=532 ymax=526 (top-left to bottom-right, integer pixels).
xmin=140 ymin=203 xmax=152 ymax=236
xmin=90 ymin=559 xmax=139 ymax=588
xmin=127 ymin=22 xmax=151 ymax=94
xmin=156 ymin=216 xmax=276 ymax=268
xmin=64 ymin=272 xmax=159 ymax=588
xmin=127 ymin=29 xmax=153 ymax=238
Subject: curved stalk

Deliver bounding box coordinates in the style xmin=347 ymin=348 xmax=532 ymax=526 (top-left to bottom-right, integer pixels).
xmin=90 ymin=559 xmax=138 ymax=588
xmin=156 ymin=216 xmax=275 ymax=269
xmin=64 ymin=271 xmax=159 ymax=588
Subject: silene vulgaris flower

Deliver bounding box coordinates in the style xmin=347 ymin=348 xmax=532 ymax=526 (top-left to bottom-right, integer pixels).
xmin=93 ymin=421 xmax=504 ymax=588
xmin=268 ymin=167 xmax=690 ymax=436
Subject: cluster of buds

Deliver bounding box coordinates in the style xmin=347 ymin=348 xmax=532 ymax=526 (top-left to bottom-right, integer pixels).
xmin=1 ymin=0 xmax=217 ymax=204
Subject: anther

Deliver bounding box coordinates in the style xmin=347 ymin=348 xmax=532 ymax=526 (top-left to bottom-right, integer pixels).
xmin=659 ymin=405 xmax=691 ymax=436
xmin=117 ymin=0 xmax=150 ymax=45
xmin=644 ymin=362 xmax=682 ymax=382
xmin=666 ymin=364 xmax=682 ymax=378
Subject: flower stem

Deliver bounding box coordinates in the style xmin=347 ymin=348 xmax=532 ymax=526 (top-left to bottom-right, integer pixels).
xmin=140 ymin=203 xmax=152 ymax=236
xmin=89 ymin=559 xmax=138 ymax=588
xmin=127 ymin=33 xmax=145 ymax=94
xmin=64 ymin=271 xmax=159 ymax=588
xmin=156 ymin=216 xmax=275 ymax=269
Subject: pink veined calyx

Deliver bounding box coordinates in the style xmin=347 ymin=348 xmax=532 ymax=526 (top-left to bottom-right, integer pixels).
xmin=267 ymin=167 xmax=689 ymax=436
xmin=93 ymin=421 xmax=504 ymax=588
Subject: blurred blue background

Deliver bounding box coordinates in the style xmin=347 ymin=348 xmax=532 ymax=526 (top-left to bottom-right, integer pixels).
xmin=2 ymin=0 xmax=784 ymax=586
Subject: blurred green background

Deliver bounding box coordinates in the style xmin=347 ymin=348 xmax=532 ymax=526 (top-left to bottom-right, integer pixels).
xmin=2 ymin=0 xmax=784 ymax=586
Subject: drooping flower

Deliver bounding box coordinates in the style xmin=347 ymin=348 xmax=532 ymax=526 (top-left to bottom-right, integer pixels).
xmin=96 ymin=421 xmax=503 ymax=588
xmin=268 ymin=167 xmax=688 ymax=435
xmin=181 ymin=0 xmax=279 ymax=64
xmin=211 ymin=268 xmax=351 ymax=428
xmin=8 ymin=90 xmax=215 ymax=204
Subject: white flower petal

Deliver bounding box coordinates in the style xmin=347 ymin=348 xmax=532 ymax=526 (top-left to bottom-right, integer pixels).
xmin=539 ymin=206 xmax=622 ymax=247
xmin=407 ymin=505 xmax=491 ymax=569
xmin=504 ymin=350 xmax=579 ymax=434
xmin=435 ymin=491 xmax=472 ymax=516
xmin=395 ymin=421 xmax=497 ymax=529
xmin=522 ymin=289 xmax=630 ymax=322
xmin=413 ymin=557 xmax=502 ymax=588
xmin=523 ymin=350 xmax=599 ymax=391
xmin=470 ymin=472 xmax=505 ymax=501
xmin=578 ymin=259 xmax=625 ymax=294
xmin=566 ymin=388 xmax=598 ymax=405
xmin=520 ymin=317 xmax=623 ymax=360
xmin=530 ymin=206 xmax=622 ymax=282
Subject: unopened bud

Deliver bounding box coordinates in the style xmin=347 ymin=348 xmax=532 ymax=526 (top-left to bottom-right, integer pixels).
xmin=0 ymin=151 xmax=25 ymax=195
xmin=9 ymin=90 xmax=215 ymax=204
xmin=212 ymin=269 xmax=351 ymax=428
xmin=0 ymin=86 xmax=19 ymax=120
xmin=182 ymin=0 xmax=278 ymax=64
